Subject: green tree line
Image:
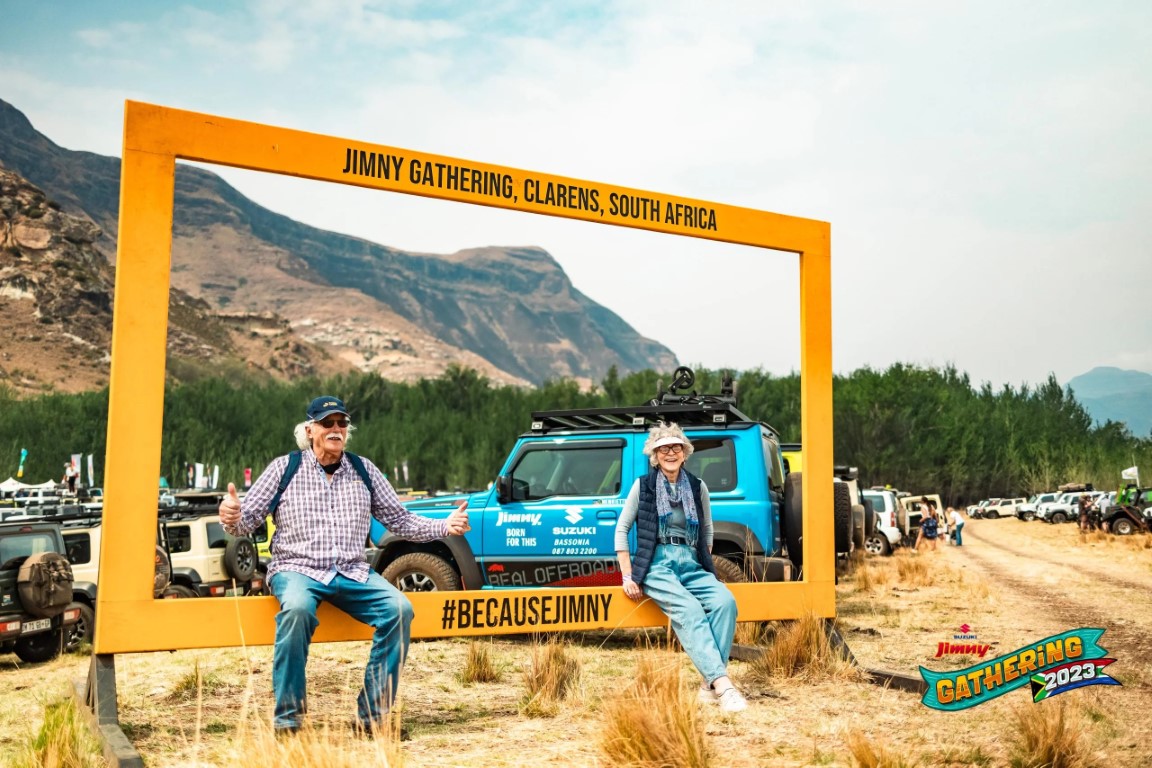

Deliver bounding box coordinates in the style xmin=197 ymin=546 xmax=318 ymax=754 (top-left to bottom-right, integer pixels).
xmin=2 ymin=363 xmax=1149 ymax=505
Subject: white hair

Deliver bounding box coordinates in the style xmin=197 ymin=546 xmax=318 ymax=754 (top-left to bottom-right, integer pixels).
xmin=295 ymin=420 xmax=355 ymax=451
xmin=642 ymin=421 xmax=694 ymax=467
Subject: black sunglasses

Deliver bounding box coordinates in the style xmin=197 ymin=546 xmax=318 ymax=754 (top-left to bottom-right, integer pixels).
xmin=315 ymin=417 xmax=350 ymax=428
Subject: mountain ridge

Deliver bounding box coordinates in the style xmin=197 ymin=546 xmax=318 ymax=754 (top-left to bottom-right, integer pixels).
xmin=0 ymin=97 xmax=676 ymax=389
xmin=1067 ymin=366 xmax=1152 ymax=438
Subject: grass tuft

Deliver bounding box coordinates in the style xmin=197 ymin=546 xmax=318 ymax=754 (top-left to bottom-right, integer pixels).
xmin=1008 ymin=699 xmax=1093 ymax=768
xmin=599 ymin=652 xmax=710 ymax=768
xmin=845 ymin=728 xmax=919 ymax=767
xmin=520 ymin=637 xmax=581 ymax=717
xmin=12 ymin=698 xmax=104 ymax=768
xmin=745 ymin=613 xmax=858 ymax=683
xmin=894 ymin=551 xmax=936 ymax=586
xmin=855 ymin=561 xmax=890 ymax=592
xmin=169 ymin=659 xmax=227 ymax=700
xmin=460 ymin=639 xmax=502 ymax=684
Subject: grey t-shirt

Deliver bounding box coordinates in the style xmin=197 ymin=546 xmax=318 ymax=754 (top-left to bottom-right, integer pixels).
xmin=614 ymin=477 xmax=714 ymax=551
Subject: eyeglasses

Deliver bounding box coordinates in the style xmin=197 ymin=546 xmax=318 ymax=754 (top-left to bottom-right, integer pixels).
xmin=656 ymin=444 xmax=684 ymax=455
xmin=314 ymin=417 xmax=350 ymax=428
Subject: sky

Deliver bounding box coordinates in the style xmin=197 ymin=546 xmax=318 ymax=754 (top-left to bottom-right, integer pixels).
xmin=2 ymin=0 xmax=1150 ymax=390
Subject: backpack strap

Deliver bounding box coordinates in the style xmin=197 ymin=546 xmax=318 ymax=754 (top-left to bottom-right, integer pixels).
xmin=268 ymin=450 xmax=303 ymax=514
xmin=267 ymin=450 xmax=377 ymax=515
xmin=344 ymin=452 xmax=377 ymax=508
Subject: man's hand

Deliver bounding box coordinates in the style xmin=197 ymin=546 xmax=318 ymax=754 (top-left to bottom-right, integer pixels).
xmin=445 ymin=500 xmax=470 ymax=536
xmin=219 ymin=483 xmax=242 ymax=526
xmin=622 ymin=576 xmax=643 ymax=600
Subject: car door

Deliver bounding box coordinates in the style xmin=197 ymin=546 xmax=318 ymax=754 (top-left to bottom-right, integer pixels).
xmin=483 ymin=438 xmax=628 ymax=587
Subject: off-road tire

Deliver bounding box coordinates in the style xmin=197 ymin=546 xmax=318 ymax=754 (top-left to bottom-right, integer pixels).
xmin=153 ymin=545 xmax=172 ymax=598
xmin=1113 ymin=517 xmax=1135 ymax=536
xmin=162 ymin=584 xmax=199 ymax=599
xmin=783 ymin=472 xmax=804 ymax=572
xmin=864 ymin=533 xmax=891 ymax=556
xmin=852 ymin=505 xmax=866 ymax=549
xmin=862 ymin=498 xmax=876 ymax=537
xmin=712 ymin=556 xmax=747 ymax=584
xmin=14 ymin=627 xmax=64 ymax=664
xmin=382 ymin=553 xmax=461 ymax=592
xmin=834 ymin=482 xmax=852 ymax=555
xmin=986 ymin=510 xmax=1000 ymax=519
xmin=224 ymin=537 xmax=258 ymax=582
xmin=1051 ymin=512 xmax=1067 ymax=524
xmin=66 ymin=602 xmax=96 ymax=652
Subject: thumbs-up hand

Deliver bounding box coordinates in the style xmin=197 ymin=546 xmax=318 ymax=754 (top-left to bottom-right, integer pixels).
xmin=445 ymin=500 xmax=470 ymax=536
xmin=219 ymin=482 xmax=242 ymax=526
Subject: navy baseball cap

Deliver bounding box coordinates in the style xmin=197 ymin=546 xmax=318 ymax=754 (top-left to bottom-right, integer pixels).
xmin=306 ymin=395 xmax=349 ymax=421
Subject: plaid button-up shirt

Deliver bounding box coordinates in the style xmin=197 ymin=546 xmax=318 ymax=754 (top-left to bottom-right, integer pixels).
xmin=226 ymin=450 xmax=448 ymax=584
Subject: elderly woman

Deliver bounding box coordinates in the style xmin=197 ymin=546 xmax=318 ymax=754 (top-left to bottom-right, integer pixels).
xmin=615 ymin=421 xmax=747 ymax=712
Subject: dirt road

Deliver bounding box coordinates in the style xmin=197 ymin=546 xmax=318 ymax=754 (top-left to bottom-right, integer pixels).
xmin=2 ymin=517 xmax=1150 ymax=766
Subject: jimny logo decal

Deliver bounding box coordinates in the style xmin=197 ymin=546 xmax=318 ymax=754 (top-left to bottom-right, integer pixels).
xmin=921 ymin=627 xmax=1120 ymax=711
xmin=935 ymin=623 xmax=991 ymax=659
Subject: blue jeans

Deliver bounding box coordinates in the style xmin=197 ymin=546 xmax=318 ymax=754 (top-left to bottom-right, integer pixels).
xmin=641 ymin=544 xmax=738 ymax=685
xmin=269 ymin=570 xmax=414 ymax=730
xmin=953 ymin=522 xmax=964 ymax=546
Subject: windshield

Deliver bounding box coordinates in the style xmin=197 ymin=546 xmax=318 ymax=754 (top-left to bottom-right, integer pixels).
xmin=862 ymin=491 xmax=890 ymax=513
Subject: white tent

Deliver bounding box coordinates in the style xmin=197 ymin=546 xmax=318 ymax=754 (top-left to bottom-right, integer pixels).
xmin=0 ymin=477 xmax=56 ymax=493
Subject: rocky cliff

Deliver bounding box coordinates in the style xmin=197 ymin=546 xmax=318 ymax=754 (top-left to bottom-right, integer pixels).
xmin=0 ymin=98 xmax=677 ymax=388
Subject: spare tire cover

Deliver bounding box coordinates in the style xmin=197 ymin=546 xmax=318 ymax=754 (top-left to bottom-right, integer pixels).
xmin=18 ymin=551 xmax=75 ymax=618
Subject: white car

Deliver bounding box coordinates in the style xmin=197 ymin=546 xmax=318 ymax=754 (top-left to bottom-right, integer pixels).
xmin=981 ymin=497 xmax=1027 ymax=519
xmin=1016 ymin=492 xmax=1060 ymax=521
xmin=1037 ymin=491 xmax=1104 ymax=524
xmin=862 ymin=489 xmax=913 ymax=556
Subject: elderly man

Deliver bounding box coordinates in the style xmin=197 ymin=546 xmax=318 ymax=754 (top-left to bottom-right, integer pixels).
xmin=220 ymin=395 xmax=469 ymax=736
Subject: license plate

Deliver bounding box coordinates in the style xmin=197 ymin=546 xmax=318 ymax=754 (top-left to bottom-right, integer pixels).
xmin=21 ymin=618 xmax=51 ymax=634
xmin=224 ymin=587 xmax=243 ymax=597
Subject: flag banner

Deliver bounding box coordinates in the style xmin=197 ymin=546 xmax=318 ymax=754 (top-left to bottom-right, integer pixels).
xmin=17 ymin=448 xmax=27 ymax=479
xmin=211 ymin=465 xmax=220 ymax=490
xmin=87 ymin=454 xmax=95 ymax=487
xmin=244 ymin=468 xmax=252 ymax=488
xmin=1121 ymin=466 xmax=1138 ymax=480
xmin=194 ymin=463 xmax=206 ymax=488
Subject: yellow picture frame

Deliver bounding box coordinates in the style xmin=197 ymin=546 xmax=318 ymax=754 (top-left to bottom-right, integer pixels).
xmin=95 ymin=101 xmax=833 ymax=653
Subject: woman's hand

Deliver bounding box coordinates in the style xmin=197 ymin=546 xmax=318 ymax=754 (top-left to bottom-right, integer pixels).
xmin=622 ymin=576 xmax=643 ymax=600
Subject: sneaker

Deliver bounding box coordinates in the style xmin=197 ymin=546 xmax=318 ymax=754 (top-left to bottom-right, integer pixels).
xmin=716 ymin=687 xmax=747 ymax=713
xmin=697 ymin=685 xmax=718 ymax=703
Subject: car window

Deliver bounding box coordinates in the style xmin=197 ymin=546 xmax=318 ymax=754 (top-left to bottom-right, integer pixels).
xmin=0 ymin=532 xmax=55 ymax=568
xmin=63 ymin=532 xmax=92 ymax=565
xmin=167 ymin=524 xmax=192 ymax=554
xmin=510 ymin=444 xmax=623 ymax=500
xmin=862 ymin=491 xmax=890 ymax=513
xmin=207 ymin=522 xmax=228 ymax=549
xmin=686 ymin=438 xmax=737 ymax=492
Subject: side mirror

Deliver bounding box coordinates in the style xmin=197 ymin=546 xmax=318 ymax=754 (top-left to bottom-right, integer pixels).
xmin=497 ymin=475 xmax=529 ymax=503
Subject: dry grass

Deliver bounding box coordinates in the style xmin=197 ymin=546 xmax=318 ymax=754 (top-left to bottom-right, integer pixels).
xmin=1008 ymin=698 xmax=1094 ymax=768
xmin=459 ymin=639 xmax=502 ymax=684
xmin=10 ymin=697 xmax=104 ymax=768
xmin=893 ymin=551 xmax=936 ymax=586
xmin=854 ymin=561 xmax=891 ymax=592
xmin=845 ymin=728 xmax=918 ymax=768
xmin=218 ymin=717 xmax=405 ymax=768
xmin=599 ymin=651 xmax=710 ymax=768
xmin=745 ymin=613 xmax=859 ymax=683
xmin=520 ymin=637 xmax=581 ymax=717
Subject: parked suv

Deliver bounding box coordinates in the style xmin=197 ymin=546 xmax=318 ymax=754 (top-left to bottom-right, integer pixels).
xmin=1016 ymin=492 xmax=1059 ymax=521
xmin=367 ymin=369 xmax=840 ymax=590
xmin=0 ymin=520 xmax=82 ymax=663
xmin=160 ymin=508 xmax=263 ymax=597
xmin=60 ymin=511 xmax=173 ymax=648
xmin=1037 ymin=491 xmax=1104 ymax=524
xmin=981 ymin=497 xmax=1027 ymax=519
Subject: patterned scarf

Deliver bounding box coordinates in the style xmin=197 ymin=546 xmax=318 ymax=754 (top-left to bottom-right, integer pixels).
xmin=655 ymin=470 xmax=699 ymax=544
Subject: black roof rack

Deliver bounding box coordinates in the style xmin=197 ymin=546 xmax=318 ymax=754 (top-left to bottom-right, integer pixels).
xmin=530 ymin=399 xmax=767 ymax=434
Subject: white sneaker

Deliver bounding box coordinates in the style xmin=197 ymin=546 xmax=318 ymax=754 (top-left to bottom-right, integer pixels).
xmin=697 ymin=685 xmax=718 ymax=703
xmin=716 ymin=687 xmax=747 ymax=712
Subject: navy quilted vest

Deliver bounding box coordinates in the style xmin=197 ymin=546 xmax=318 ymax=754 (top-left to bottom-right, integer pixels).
xmin=631 ymin=468 xmax=716 ymax=584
